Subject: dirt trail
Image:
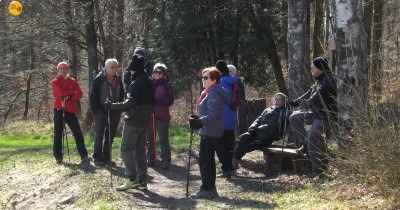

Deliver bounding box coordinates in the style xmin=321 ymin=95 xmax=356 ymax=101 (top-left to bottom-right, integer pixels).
xmin=1 ymin=152 xmax=308 ymax=209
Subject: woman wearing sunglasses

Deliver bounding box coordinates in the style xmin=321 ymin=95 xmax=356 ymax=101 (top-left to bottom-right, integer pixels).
xmin=146 ymin=63 xmax=175 ymax=169
xmin=189 ymin=67 xmax=229 ymax=199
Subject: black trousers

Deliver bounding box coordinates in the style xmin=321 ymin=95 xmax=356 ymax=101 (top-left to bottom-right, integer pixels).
xmin=53 ymin=109 xmax=88 ymax=160
xmin=198 ymin=135 xmax=218 ymax=191
xmin=215 ymin=130 xmax=235 ymax=172
xmin=233 ymin=132 xmax=273 ymax=160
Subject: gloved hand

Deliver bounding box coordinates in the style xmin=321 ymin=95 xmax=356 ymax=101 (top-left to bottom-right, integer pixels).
xmin=104 ymin=101 xmax=112 ymax=111
xmin=189 ymin=118 xmax=203 ymax=129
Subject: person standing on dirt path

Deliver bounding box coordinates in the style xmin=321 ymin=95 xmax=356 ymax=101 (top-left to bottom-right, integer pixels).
xmin=188 ymin=67 xmax=229 ymax=199
xmin=90 ymin=58 xmax=124 ymax=167
xmin=214 ymin=60 xmax=238 ymax=179
xmin=146 ymin=63 xmax=175 ymax=169
xmin=106 ymin=54 xmax=155 ymax=191
xmin=51 ymin=61 xmax=90 ymax=166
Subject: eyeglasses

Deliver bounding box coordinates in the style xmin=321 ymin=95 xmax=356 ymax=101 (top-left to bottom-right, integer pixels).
xmin=201 ymin=76 xmax=209 ymax=80
xmin=153 ymin=70 xmax=163 ymax=74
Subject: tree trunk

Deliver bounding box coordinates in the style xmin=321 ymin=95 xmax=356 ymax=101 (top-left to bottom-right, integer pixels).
xmin=333 ymin=0 xmax=368 ymax=133
xmin=65 ymin=0 xmax=78 ymax=79
xmin=313 ymin=0 xmax=325 ymax=57
xmin=82 ymin=0 xmax=98 ymax=83
xmin=215 ymin=0 xmax=225 ymax=60
xmin=287 ymin=0 xmax=311 ymax=98
xmin=371 ymin=0 xmax=384 ymax=100
xmin=115 ymin=0 xmax=125 ymax=66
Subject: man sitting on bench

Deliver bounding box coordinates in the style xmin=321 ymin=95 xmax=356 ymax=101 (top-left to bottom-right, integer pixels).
xmin=232 ymin=93 xmax=290 ymax=169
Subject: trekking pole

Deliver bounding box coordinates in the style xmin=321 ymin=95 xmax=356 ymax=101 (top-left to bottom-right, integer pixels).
xmin=185 ymin=128 xmax=194 ymax=198
xmin=107 ymin=104 xmax=113 ymax=188
xmin=62 ymin=97 xmax=71 ymax=163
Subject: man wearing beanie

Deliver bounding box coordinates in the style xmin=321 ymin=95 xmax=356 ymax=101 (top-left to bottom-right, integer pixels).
xmin=288 ymin=56 xmax=337 ymax=179
xmin=106 ymin=54 xmax=155 ymax=191
xmin=51 ymin=61 xmax=90 ymax=167
xmin=123 ymin=47 xmax=152 ymax=93
xmin=214 ymin=60 xmax=239 ymax=179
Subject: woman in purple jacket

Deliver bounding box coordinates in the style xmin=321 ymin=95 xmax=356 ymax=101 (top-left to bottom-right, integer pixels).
xmin=146 ymin=63 xmax=175 ymax=169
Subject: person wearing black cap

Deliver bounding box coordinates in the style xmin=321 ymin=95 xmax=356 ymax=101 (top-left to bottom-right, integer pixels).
xmin=214 ymin=60 xmax=239 ymax=179
xmin=106 ymin=54 xmax=155 ymax=191
xmin=123 ymin=47 xmax=152 ymax=95
xmin=288 ymin=57 xmax=337 ymax=178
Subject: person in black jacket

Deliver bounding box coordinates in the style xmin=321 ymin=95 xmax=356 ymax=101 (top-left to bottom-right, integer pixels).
xmin=288 ymin=57 xmax=337 ymax=178
xmin=106 ymin=54 xmax=155 ymax=191
xmin=123 ymin=47 xmax=152 ymax=94
xmin=89 ymin=58 xmax=124 ymax=167
xmin=232 ymin=93 xmax=289 ymax=169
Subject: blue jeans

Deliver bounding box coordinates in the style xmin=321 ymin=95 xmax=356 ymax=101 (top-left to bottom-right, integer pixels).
xmin=289 ymin=111 xmax=327 ymax=173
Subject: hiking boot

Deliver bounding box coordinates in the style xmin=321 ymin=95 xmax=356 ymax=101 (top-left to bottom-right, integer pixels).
xmin=80 ymin=156 xmax=91 ymax=168
xmin=94 ymin=160 xmax=106 ymax=168
xmin=147 ymin=159 xmax=155 ymax=167
xmin=190 ymin=189 xmax=219 ymax=199
xmin=56 ymin=158 xmax=63 ymax=164
xmin=161 ymin=161 xmax=170 ymax=169
xmin=232 ymin=157 xmax=240 ymax=169
xmin=116 ymin=179 xmax=135 ymax=191
xmin=132 ymin=180 xmax=147 ymax=190
xmin=216 ymin=170 xmax=235 ymax=179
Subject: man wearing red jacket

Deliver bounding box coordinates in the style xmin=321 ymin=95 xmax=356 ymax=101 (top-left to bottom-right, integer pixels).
xmin=51 ymin=61 xmax=89 ymax=165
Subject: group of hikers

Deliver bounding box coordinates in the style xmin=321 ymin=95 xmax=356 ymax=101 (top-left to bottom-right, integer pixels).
xmin=51 ymin=46 xmax=337 ymax=199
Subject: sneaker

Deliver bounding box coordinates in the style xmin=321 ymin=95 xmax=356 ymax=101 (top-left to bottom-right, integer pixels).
xmin=216 ymin=170 xmax=235 ymax=179
xmin=116 ymin=179 xmax=135 ymax=191
xmin=190 ymin=189 xmax=219 ymax=199
xmin=132 ymin=180 xmax=147 ymax=190
xmin=232 ymin=157 xmax=240 ymax=169
xmin=56 ymin=158 xmax=63 ymax=164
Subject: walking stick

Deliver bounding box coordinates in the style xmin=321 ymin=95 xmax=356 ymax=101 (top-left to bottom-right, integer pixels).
xmin=107 ymin=106 xmax=113 ymax=188
xmin=62 ymin=97 xmax=70 ymax=162
xmin=185 ymin=128 xmax=194 ymax=198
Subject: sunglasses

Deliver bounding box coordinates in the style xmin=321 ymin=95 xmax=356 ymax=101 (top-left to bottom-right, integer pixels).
xmin=153 ymin=70 xmax=163 ymax=74
xmin=201 ymin=76 xmax=209 ymax=80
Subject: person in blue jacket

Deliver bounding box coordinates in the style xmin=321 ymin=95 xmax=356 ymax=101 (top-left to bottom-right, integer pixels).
xmin=214 ymin=60 xmax=238 ymax=179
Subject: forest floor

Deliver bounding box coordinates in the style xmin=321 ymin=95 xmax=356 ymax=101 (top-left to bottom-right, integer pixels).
xmin=1 ymin=148 xmax=395 ymax=210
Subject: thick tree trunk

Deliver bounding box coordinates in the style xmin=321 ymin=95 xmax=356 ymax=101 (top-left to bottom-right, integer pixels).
xmin=288 ymin=0 xmax=311 ymax=98
xmin=313 ymin=0 xmax=325 ymax=57
xmin=333 ymin=0 xmax=368 ymax=132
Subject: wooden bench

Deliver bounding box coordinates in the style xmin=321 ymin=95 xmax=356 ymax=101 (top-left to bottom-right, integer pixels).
xmin=237 ymin=99 xmax=310 ymax=174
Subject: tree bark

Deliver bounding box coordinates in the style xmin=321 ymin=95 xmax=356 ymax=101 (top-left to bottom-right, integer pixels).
xmin=288 ymin=0 xmax=311 ymax=98
xmin=313 ymin=0 xmax=325 ymax=57
xmin=333 ymin=0 xmax=368 ymax=132
xmin=82 ymin=0 xmax=98 ymax=83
